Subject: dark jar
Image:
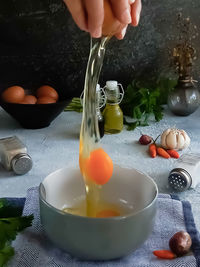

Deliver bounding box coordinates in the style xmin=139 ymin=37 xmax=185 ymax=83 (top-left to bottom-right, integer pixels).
xmin=168 ymin=77 xmax=200 ymax=116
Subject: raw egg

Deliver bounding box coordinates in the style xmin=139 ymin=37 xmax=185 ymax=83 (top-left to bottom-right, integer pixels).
xmin=83 ymin=148 xmax=113 ymax=185
xmin=20 ymin=95 xmax=37 ymax=104
xmin=102 ymin=0 xmax=126 ymax=36
xmin=37 ymin=96 xmax=57 ymax=104
xmin=96 ymin=209 xmax=120 ymax=218
xmin=1 ymin=86 xmax=25 ymax=103
xmin=36 ymin=85 xmax=59 ymax=101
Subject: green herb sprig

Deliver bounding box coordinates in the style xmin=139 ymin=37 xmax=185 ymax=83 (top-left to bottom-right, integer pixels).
xmin=121 ymin=77 xmax=177 ymax=130
xmin=0 ymin=199 xmax=33 ymax=267
xmin=64 ymin=97 xmax=83 ymax=113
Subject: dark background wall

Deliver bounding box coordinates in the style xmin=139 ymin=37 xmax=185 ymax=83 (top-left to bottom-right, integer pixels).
xmin=0 ymin=0 xmax=199 ymax=98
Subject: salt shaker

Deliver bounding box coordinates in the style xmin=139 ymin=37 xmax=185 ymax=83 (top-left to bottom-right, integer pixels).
xmin=0 ymin=136 xmax=33 ymax=175
xmin=168 ymin=153 xmax=200 ymax=191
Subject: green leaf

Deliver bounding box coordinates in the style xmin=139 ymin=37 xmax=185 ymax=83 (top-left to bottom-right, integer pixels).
xmin=138 ymin=121 xmax=149 ymax=127
xmin=0 ymin=199 xmax=24 ymax=218
xmin=157 ymin=77 xmax=178 ymax=104
xmin=153 ymin=106 xmax=163 ymax=122
xmin=133 ymin=106 xmax=142 ymax=119
xmin=124 ymin=84 xmax=134 ymax=100
xmin=121 ymin=76 xmax=178 ymax=129
xmin=0 ymin=215 xmax=33 ymax=250
xmin=123 ymin=118 xmax=138 ymax=131
xmin=0 ymin=244 xmax=14 ymax=267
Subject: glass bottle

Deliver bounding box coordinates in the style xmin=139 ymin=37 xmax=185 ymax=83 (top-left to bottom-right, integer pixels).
xmin=80 ymin=84 xmax=105 ymax=138
xmin=103 ymin=81 xmax=124 ymax=134
xmin=95 ymin=84 xmax=105 ymax=138
xmin=168 ymin=77 xmax=200 ymax=116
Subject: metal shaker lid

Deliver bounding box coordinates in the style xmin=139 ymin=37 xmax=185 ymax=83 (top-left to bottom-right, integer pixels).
xmin=168 ymin=168 xmax=192 ymax=191
xmin=11 ymin=153 xmax=33 ymax=175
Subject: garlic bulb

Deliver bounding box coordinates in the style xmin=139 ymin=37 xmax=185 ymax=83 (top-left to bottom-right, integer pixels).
xmin=161 ymin=128 xmax=190 ymax=150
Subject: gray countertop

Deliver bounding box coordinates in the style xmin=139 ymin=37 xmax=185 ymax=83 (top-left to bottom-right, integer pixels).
xmin=0 ymin=106 xmax=200 ymax=230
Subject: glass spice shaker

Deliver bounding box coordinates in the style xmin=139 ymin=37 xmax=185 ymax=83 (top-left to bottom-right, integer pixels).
xmin=102 ymin=81 xmax=124 ymax=134
xmin=0 ymin=136 xmax=33 ymax=175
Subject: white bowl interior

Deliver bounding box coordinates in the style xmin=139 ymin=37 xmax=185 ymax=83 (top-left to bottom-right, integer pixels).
xmin=42 ymin=165 xmax=157 ymax=214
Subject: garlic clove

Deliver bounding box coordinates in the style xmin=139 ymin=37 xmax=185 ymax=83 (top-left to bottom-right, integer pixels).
xmin=177 ymin=132 xmax=185 ymax=150
xmin=166 ymin=131 xmax=178 ymax=149
xmin=181 ymin=130 xmax=191 ymax=149
xmin=161 ymin=129 xmax=171 ymax=148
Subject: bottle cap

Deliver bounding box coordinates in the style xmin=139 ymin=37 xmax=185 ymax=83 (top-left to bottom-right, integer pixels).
xmin=105 ymin=81 xmax=120 ymax=103
xmin=168 ymin=168 xmax=192 ymax=191
xmin=106 ymin=81 xmax=118 ymax=90
xmin=11 ymin=153 xmax=33 ymax=175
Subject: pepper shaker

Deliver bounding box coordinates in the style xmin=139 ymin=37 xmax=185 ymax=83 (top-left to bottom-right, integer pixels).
xmin=0 ymin=136 xmax=33 ymax=175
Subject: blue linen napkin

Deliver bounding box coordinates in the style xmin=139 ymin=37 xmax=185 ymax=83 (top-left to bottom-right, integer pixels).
xmin=9 ymin=187 xmax=200 ymax=267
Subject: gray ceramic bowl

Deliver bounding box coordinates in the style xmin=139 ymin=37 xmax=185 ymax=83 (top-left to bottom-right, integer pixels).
xmin=39 ymin=165 xmax=158 ymax=261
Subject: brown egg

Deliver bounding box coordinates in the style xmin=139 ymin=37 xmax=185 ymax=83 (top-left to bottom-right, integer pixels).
xmin=20 ymin=95 xmax=37 ymax=104
xmin=36 ymin=96 xmax=56 ymax=104
xmin=1 ymin=86 xmax=25 ymax=103
xmin=102 ymin=0 xmax=126 ymax=36
xmin=36 ymin=85 xmax=59 ymax=101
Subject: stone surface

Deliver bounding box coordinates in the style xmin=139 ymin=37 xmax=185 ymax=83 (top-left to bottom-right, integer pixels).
xmin=0 ymin=106 xmax=200 ymax=231
xmin=0 ymin=0 xmax=199 ymax=96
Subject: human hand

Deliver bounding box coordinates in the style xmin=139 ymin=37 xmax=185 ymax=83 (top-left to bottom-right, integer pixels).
xmin=63 ymin=0 xmax=142 ymax=39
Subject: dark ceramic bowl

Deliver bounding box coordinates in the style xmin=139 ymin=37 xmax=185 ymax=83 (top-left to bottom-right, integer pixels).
xmin=0 ymin=98 xmax=71 ymax=129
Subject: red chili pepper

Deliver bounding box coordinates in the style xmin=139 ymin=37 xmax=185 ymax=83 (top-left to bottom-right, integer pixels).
xmin=153 ymin=250 xmax=176 ymax=259
xmin=157 ymin=147 xmax=171 ymax=159
xmin=166 ymin=150 xmax=180 ymax=158
xmin=149 ymin=144 xmax=157 ymax=158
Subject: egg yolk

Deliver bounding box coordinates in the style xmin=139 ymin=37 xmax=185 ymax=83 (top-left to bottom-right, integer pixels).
xmin=80 ymin=148 xmax=113 ymax=185
xmin=96 ymin=209 xmax=120 ymax=218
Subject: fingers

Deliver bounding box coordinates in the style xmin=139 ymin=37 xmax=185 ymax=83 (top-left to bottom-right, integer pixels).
xmin=115 ymin=25 xmax=128 ymax=40
xmin=63 ymin=0 xmax=88 ymax=31
xmin=110 ymin=0 xmax=132 ymax=24
xmin=84 ymin=0 xmax=104 ymax=38
xmin=131 ymin=0 xmax=142 ymax=26
xmin=64 ymin=0 xmax=141 ymax=38
xmin=116 ymin=0 xmax=142 ymax=39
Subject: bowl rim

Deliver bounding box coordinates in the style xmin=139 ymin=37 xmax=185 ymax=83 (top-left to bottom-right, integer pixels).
xmin=39 ymin=165 xmax=158 ymax=221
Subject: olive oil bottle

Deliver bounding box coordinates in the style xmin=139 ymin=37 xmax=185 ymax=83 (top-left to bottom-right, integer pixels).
xmin=103 ymin=81 xmax=124 ymax=134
